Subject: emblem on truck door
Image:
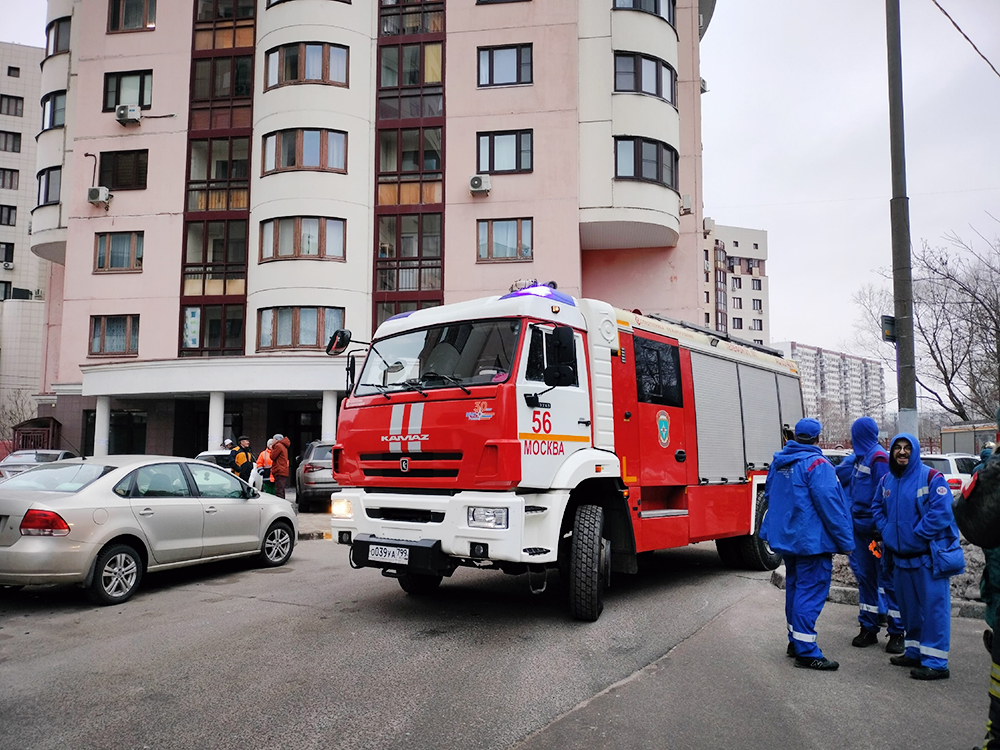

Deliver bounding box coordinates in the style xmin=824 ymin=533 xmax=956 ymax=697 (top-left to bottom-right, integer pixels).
xmin=400 ymin=457 xmax=410 ymax=473
xmin=656 ymin=410 xmax=671 ymax=448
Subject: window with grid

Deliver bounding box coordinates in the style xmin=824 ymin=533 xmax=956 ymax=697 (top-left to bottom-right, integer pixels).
xmin=7 ymin=67 xmax=19 ymax=78
xmin=0 ymin=282 xmax=10 ymax=300
xmin=731 ymin=317 xmax=742 ymax=330
xmin=108 ymin=0 xmax=156 ymax=31
xmin=181 ymin=304 xmax=244 ymax=356
xmin=377 ymin=42 xmax=443 ymax=121
xmin=376 ymin=214 xmax=441 ymax=293
xmin=95 ymin=232 xmax=143 ymax=272
xmin=754 ymin=339 xmax=763 ymax=345
xmin=0 ymin=169 xmax=17 ymax=191
xmin=375 ymin=300 xmax=440 ymax=328
xmin=41 ymin=92 xmax=66 ymax=130
xmin=104 ymin=71 xmax=153 ymax=111
xmin=731 ymin=277 xmax=741 ymax=290
xmin=267 ymin=0 xmax=350 ymax=5
xmin=614 ymin=52 xmax=675 ymax=103
xmin=90 ymin=315 xmax=139 ymax=356
xmin=262 ymin=129 xmax=346 ymax=174
xmin=36 ymin=168 xmax=61 ymax=206
xmin=751 ymin=319 xmax=762 ymax=331
xmin=257 ymin=306 xmax=345 ymax=350
xmin=0 ymin=206 xmax=14 ymax=226
xmin=0 ymin=243 xmax=13 ymax=263
xmin=478 ymin=45 xmax=531 ymax=86
xmin=0 ymin=96 xmax=23 ymax=118
xmin=477 ymin=218 xmax=532 ymax=261
xmin=614 ymin=137 xmax=678 ymax=189
xmin=190 ymin=55 xmax=253 ymax=131
xmin=380 ymin=0 xmax=443 ymax=37
xmin=45 ymin=18 xmax=70 ymax=56
xmin=265 ymin=43 xmax=348 ymax=90
xmin=752 ymin=298 xmax=762 ymax=311
xmin=731 ymin=297 xmax=741 ymax=310
xmin=377 ymin=127 xmax=442 ymax=206
xmin=193 ymin=0 xmax=255 ymax=49
xmin=183 ymin=220 xmax=247 ymax=297
xmin=752 ymin=278 xmax=762 ymax=290
xmin=187 ymin=137 xmax=249 ymax=211
xmin=612 ymin=0 xmax=674 ymax=24
xmin=260 ymin=217 xmax=345 ymax=261
xmin=99 ymin=150 xmax=148 ymax=190
xmin=0 ymin=131 xmax=20 ymax=153
xmin=478 ymin=130 xmax=532 ymax=174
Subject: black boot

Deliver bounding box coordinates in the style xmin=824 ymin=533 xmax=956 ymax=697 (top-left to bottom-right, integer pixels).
xmin=795 ymin=656 xmax=840 ymax=671
xmin=852 ymin=627 xmax=878 ymax=648
xmin=886 ymin=633 xmax=904 ymax=654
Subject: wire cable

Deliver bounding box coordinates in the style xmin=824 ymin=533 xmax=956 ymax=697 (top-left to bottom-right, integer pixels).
xmin=930 ymin=0 xmax=1000 ymax=81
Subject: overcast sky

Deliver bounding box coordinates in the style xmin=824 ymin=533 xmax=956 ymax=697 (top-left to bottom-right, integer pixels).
xmin=3 ymin=1 xmax=998 ymax=355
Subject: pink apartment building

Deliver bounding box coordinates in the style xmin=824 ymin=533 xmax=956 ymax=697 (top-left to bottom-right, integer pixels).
xmin=32 ymin=0 xmax=716 ymax=458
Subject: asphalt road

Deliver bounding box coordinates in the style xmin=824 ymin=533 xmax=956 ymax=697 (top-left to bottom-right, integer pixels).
xmin=0 ymin=539 xmax=988 ymax=750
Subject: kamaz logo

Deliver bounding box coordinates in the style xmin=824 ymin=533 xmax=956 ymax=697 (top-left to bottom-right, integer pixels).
xmin=381 ymin=434 xmax=428 ymax=442
xmin=400 ymin=458 xmax=409 ymax=473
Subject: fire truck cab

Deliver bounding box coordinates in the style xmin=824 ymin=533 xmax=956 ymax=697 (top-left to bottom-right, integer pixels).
xmin=328 ymin=284 xmax=803 ymax=620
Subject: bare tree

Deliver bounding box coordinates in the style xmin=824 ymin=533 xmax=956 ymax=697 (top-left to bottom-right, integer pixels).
xmin=0 ymin=389 xmax=37 ymax=442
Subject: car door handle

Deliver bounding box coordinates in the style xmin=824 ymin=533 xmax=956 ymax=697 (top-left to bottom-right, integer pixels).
xmin=138 ymin=508 xmax=154 ymax=517
xmin=578 ymin=419 xmax=591 ymax=426
xmin=205 ymin=506 xmax=218 ymax=514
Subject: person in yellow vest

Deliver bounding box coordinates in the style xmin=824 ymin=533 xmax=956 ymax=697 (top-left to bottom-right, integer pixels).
xmin=231 ymin=436 xmax=255 ymax=483
xmin=256 ymin=438 xmax=275 ymax=494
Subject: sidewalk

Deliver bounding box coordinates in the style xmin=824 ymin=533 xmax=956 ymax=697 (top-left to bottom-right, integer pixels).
xmin=287 ymin=490 xmax=333 ymax=540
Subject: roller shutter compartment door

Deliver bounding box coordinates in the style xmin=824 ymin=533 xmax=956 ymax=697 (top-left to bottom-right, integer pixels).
xmin=738 ymin=364 xmax=782 ymax=470
xmin=690 ymin=351 xmax=745 ymax=482
xmin=776 ymin=373 xmax=804 ymax=426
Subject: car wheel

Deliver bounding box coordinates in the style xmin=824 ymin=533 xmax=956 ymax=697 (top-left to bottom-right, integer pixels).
xmin=567 ymin=504 xmax=609 ymax=622
xmin=88 ymin=543 xmax=143 ymax=605
xmin=260 ymin=521 xmax=294 ymax=567
xmin=398 ymin=572 xmax=443 ymax=595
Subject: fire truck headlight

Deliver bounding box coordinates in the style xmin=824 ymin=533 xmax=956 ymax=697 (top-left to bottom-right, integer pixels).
xmin=468 ymin=507 xmax=508 ymax=529
xmin=331 ymin=498 xmax=353 ymax=519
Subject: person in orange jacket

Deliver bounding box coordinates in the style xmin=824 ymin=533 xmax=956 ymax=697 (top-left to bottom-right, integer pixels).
xmin=256 ymin=438 xmax=275 ymax=494
xmin=270 ymin=434 xmax=290 ymax=499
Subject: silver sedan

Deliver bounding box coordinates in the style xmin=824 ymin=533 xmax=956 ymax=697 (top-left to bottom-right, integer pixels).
xmin=0 ymin=455 xmax=298 ymax=605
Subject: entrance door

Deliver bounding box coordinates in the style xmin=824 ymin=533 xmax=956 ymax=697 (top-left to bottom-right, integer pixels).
xmin=632 ymin=334 xmax=688 ymax=486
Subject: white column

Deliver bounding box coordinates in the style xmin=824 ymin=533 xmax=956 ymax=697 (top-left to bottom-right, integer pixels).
xmin=94 ymin=396 xmax=111 ymax=457
xmin=321 ymin=390 xmax=339 ymax=441
xmin=208 ymin=391 xmax=225 ymax=451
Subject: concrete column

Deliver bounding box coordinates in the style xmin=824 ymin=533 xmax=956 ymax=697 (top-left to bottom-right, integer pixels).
xmin=94 ymin=396 xmax=111 ymax=457
xmin=321 ymin=390 xmax=339 ymax=441
xmin=208 ymin=391 xmax=225 ymax=451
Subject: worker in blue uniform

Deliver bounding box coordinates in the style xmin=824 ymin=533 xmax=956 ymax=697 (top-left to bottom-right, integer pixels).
xmin=762 ymin=417 xmax=854 ymax=671
xmin=872 ymin=433 xmax=965 ymax=680
xmin=844 ymin=417 xmax=903 ymax=653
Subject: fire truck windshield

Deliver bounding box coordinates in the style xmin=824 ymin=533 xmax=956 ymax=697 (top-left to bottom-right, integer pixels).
xmin=356 ymin=318 xmax=522 ymax=397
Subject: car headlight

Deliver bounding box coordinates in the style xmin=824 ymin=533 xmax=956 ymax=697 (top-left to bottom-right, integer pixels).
xmin=331 ymin=498 xmax=353 ymax=519
xmin=468 ymin=506 xmax=508 ymax=529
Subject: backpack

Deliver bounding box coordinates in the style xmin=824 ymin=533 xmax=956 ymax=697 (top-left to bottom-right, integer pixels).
xmin=954 ymin=456 xmax=1000 ymax=549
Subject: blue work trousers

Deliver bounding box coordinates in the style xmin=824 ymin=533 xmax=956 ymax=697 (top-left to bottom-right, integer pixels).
xmin=784 ymin=553 xmax=833 ymax=659
xmin=849 ymin=529 xmax=902 ymax=634
xmin=894 ymin=559 xmax=951 ymax=671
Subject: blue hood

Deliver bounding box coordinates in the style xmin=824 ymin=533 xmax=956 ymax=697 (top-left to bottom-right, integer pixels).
xmin=888 ymin=432 xmax=921 ymax=478
xmin=851 ymin=417 xmax=880 ymax=457
xmin=772 ymin=440 xmax=823 ymax=471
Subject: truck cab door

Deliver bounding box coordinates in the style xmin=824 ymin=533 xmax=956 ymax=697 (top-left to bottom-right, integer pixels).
xmin=516 ymin=324 xmax=592 ymax=488
xmin=633 ymin=334 xmax=689 ymax=486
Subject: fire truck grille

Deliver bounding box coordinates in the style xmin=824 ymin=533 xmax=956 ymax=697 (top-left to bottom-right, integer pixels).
xmin=359 ymin=452 xmax=463 ymax=462
xmin=366 ymin=508 xmax=446 ymax=523
xmin=362 ymin=468 xmax=460 ymax=479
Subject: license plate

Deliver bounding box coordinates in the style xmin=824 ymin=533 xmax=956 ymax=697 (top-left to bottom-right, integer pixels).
xmin=369 ymin=544 xmax=409 ymax=565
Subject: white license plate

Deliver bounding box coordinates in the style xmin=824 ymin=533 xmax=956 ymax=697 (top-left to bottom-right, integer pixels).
xmin=369 ymin=544 xmax=409 ymax=565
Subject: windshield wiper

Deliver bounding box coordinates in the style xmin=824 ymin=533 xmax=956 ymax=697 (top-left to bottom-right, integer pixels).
xmin=400 ymin=379 xmax=429 ymax=398
xmin=359 ymin=383 xmax=392 ymax=400
xmin=421 ymin=371 xmax=472 ymax=395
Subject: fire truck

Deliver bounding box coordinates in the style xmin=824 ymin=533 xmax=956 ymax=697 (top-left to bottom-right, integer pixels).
xmin=327 ymin=284 xmax=804 ymax=620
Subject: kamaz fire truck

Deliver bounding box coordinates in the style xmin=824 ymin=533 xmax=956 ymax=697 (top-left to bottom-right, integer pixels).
xmin=327 ymin=284 xmax=804 ymax=620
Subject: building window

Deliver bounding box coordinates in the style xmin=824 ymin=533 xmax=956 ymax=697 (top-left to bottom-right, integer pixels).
xmin=183 ymin=220 xmax=247 ymax=297
xmin=45 ymin=18 xmax=71 ymax=56
xmin=477 ymin=218 xmax=532 ymax=261
xmin=614 ymin=52 xmax=675 ymax=103
xmin=614 ymin=137 xmax=678 ymax=189
xmin=752 ymin=278 xmax=762 ymax=291
xmin=703 ymin=291 xmax=709 ymax=303
xmin=731 ymin=297 xmax=742 ymax=309
xmin=36 ymin=167 xmax=61 ymax=206
xmin=0 ymin=132 xmax=20 ymax=152
xmin=751 ymin=319 xmax=763 ymax=331
xmin=377 ymin=42 xmax=443 ymax=121
xmin=265 ymin=43 xmax=349 ymax=90
xmin=704 ymin=312 xmax=710 ymax=325
xmin=262 ymin=129 xmax=347 ymax=175
xmin=0 ymin=205 xmax=14 ymax=226
xmin=0 ymin=96 xmax=23 ymax=118
xmin=0 ymin=243 xmax=12 ymax=263
xmin=260 ymin=217 xmax=346 ymax=260
xmin=478 ymin=130 xmax=532 ymax=174
xmin=181 ymin=304 xmax=244 ymax=356
xmin=731 ymin=277 xmax=742 ymax=290
xmin=267 ymin=0 xmax=349 ymax=6
xmin=103 ymin=71 xmax=153 ymax=111
xmin=108 ymin=0 xmax=156 ymax=31
xmin=613 ymin=0 xmax=674 ymax=25
xmin=478 ymin=45 xmax=532 ymax=87
xmin=192 ymin=56 xmax=253 ymax=101
xmin=41 ymin=92 xmax=66 ymax=130
xmin=7 ymin=67 xmax=19 ymax=78
xmin=99 ymin=150 xmax=148 ymax=190
xmin=376 ymin=214 xmax=441 ymax=292
xmin=380 ymin=0 xmax=443 ymax=37
xmin=753 ymin=339 xmax=763 ymax=345
xmin=731 ymin=317 xmax=742 ymax=330
xmin=0 ymin=169 xmax=17 ymax=191
xmin=90 ymin=315 xmax=140 ymax=356
xmin=257 ymin=306 xmax=345 ymax=350
xmin=0 ymin=282 xmax=10 ymax=300
xmin=378 ymin=127 xmax=441 ymax=174
xmin=95 ymin=232 xmax=144 ymax=272
xmin=732 ymin=240 xmax=739 ymax=248
xmin=187 ymin=137 xmax=249 ymax=211
xmin=752 ymin=298 xmax=762 ymax=312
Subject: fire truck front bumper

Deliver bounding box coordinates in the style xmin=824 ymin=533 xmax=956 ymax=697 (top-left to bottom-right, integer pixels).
xmin=330 ymin=488 xmax=569 ymax=572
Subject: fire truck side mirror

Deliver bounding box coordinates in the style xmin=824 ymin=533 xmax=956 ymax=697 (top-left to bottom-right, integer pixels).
xmin=543 ymin=325 xmax=578 ymax=387
xmin=327 ymin=329 xmax=353 ymax=356
xmin=346 ymin=353 xmax=357 ymax=393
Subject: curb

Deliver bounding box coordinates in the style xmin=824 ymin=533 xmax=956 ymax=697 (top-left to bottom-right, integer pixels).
xmin=769 ymin=565 xmax=987 ymax=620
xmin=298 ymin=531 xmax=331 ymax=541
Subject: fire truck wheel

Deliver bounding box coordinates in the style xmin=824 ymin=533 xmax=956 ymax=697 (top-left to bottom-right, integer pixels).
xmin=398 ymin=572 xmax=443 ymax=595
xmin=568 ymin=504 xmax=608 ymax=621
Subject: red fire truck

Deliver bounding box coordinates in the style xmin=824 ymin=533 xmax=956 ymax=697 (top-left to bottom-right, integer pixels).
xmin=327 ymin=284 xmax=804 ymax=620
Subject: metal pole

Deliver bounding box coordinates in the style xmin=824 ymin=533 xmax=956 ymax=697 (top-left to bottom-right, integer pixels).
xmin=886 ymin=0 xmax=918 ymax=437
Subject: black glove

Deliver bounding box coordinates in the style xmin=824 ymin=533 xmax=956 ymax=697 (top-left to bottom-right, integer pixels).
xmin=985 ymin=628 xmax=994 ymax=654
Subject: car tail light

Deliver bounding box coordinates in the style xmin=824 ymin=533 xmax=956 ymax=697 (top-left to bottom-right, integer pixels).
xmin=947 ymin=477 xmax=963 ymax=490
xmin=20 ymin=509 xmax=71 ymax=536
xmin=304 ymin=463 xmax=323 ymax=474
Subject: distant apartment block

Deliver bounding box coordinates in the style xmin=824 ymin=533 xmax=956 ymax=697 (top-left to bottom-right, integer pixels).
xmin=701 ymin=223 xmax=769 ymax=345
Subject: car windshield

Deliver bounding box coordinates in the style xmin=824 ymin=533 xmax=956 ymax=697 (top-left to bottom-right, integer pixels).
xmin=0 ymin=463 xmax=115 ymax=492
xmin=1 ymin=452 xmax=59 ymax=465
xmin=312 ymin=445 xmax=333 ymax=461
xmin=355 ymin=318 xmax=522 ymax=397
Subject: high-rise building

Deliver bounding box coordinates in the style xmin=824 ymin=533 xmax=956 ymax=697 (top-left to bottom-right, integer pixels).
xmin=32 ymin=0 xmax=715 ymax=456
xmin=699 ymin=224 xmax=768 ymax=344
xmin=0 ymin=42 xmax=48 ymax=436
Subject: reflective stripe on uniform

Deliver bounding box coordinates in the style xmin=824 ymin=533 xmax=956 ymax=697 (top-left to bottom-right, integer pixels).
xmin=991 ymin=662 xmax=1000 ymax=682
xmin=859 ymin=603 xmax=879 ymax=613
xmin=905 ymin=639 xmax=920 ymax=650
xmin=856 ymin=464 xmax=871 ymax=475
xmin=790 ymin=630 xmax=818 ymax=643
xmin=920 ymin=645 xmax=949 ymax=659
xmin=887 ymin=609 xmax=901 ymax=618
xmin=917 ymin=486 xmax=929 ymax=498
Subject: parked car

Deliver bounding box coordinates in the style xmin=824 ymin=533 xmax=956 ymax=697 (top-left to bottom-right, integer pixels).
xmin=922 ymin=452 xmax=980 ymax=499
xmin=0 ymin=449 xmax=80 ymax=480
xmin=822 ymin=449 xmax=852 ymax=467
xmin=0 ymin=455 xmax=297 ymax=604
xmin=295 ymin=441 xmax=339 ymax=512
xmin=195 ymin=449 xmax=263 ymax=490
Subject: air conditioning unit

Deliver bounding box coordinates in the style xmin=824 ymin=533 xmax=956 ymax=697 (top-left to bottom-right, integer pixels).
xmin=2 ymin=262 xmax=13 ymax=271
xmin=33 ymin=288 xmax=44 ymax=300
xmin=115 ymin=103 xmax=141 ymax=124
xmin=469 ymin=174 xmax=491 ymax=194
xmin=87 ymin=186 xmax=111 ymax=205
